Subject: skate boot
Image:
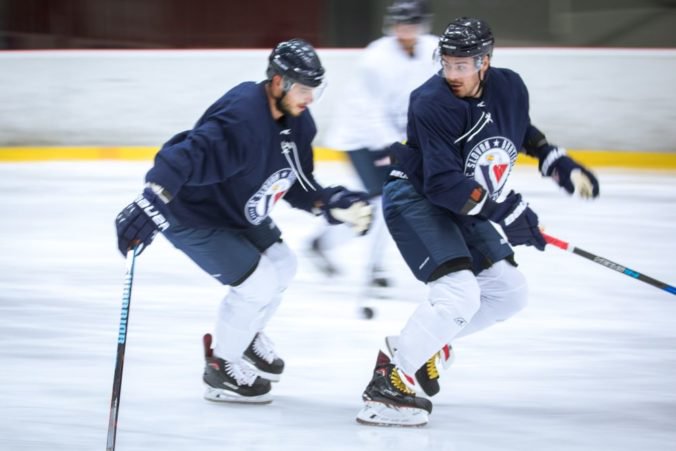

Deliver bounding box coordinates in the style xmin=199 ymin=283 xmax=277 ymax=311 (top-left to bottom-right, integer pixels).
xmin=243 ymin=332 xmax=285 ymax=382
xmin=307 ymin=237 xmax=340 ymax=276
xmin=368 ymin=266 xmax=391 ymax=289
xmin=202 ymin=333 xmax=272 ymax=404
xmin=385 ymin=335 xmax=455 ymax=397
xmin=363 ymin=266 xmax=392 ymax=300
xmin=356 ymin=351 xmax=432 ymax=427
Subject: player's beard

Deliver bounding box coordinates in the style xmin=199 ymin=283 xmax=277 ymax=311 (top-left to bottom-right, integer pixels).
xmin=450 ymin=73 xmax=483 ymax=99
xmin=275 ymin=93 xmax=296 ymax=117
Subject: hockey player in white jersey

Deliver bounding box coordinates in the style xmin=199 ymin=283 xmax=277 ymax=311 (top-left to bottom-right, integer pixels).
xmin=307 ymin=0 xmax=438 ymax=290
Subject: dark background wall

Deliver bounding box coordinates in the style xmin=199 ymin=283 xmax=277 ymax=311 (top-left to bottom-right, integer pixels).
xmin=1 ymin=0 xmax=675 ymax=49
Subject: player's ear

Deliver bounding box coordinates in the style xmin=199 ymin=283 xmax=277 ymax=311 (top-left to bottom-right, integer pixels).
xmin=271 ymin=74 xmax=285 ymax=91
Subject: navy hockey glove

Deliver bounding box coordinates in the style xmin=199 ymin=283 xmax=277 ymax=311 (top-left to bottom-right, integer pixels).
xmin=321 ymin=186 xmax=373 ymax=235
xmin=483 ymin=191 xmax=546 ymax=251
xmin=115 ymin=186 xmax=171 ymax=256
xmin=540 ymin=146 xmax=599 ymax=199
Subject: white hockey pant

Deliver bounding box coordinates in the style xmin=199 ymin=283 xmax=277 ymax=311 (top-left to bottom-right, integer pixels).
xmin=393 ymin=261 xmax=528 ymax=375
xmin=213 ymin=241 xmax=297 ymax=361
xmin=455 ymin=260 xmax=528 ymax=339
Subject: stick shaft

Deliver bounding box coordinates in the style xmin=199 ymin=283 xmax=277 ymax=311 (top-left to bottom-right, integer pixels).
xmin=106 ymin=247 xmax=138 ymax=451
xmin=542 ymin=232 xmax=675 ymax=295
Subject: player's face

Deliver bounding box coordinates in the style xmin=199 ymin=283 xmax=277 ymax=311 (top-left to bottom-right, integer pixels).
xmin=393 ymin=23 xmax=421 ymax=52
xmin=269 ymin=75 xmax=324 ymax=118
xmin=280 ymin=82 xmax=316 ymax=117
xmin=442 ymin=55 xmax=487 ymax=98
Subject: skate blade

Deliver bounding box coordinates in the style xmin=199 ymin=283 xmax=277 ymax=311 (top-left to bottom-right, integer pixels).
xmin=355 ymin=401 xmax=428 ymax=427
xmin=361 ymin=284 xmax=392 ymax=300
xmin=203 ymin=386 xmax=272 ymax=404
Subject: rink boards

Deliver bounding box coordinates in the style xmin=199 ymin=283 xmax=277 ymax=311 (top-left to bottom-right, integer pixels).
xmin=0 ymin=47 xmax=675 ymax=166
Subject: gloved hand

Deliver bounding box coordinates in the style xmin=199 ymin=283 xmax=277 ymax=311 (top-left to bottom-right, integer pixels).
xmin=540 ymin=146 xmax=599 ymax=198
xmin=321 ymin=186 xmax=373 ymax=235
xmin=484 ymin=191 xmax=546 ymax=251
xmin=115 ymin=186 xmax=171 ymax=256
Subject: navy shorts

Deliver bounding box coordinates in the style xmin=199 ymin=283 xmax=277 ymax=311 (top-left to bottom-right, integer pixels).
xmin=382 ymin=178 xmax=514 ymax=282
xmin=161 ymin=216 xmax=282 ymax=286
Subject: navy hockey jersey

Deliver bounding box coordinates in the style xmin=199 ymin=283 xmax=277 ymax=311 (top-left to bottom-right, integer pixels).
xmin=392 ymin=67 xmax=531 ymax=214
xmin=145 ymin=81 xmax=324 ymax=229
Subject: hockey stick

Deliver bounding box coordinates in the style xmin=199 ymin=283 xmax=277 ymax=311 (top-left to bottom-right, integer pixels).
xmin=106 ymin=246 xmax=139 ymax=451
xmin=542 ymin=232 xmax=675 ymax=296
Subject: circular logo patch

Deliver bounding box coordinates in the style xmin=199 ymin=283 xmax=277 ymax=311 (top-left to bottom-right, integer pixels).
xmin=245 ymin=169 xmax=295 ymax=224
xmin=465 ymin=137 xmax=518 ymax=198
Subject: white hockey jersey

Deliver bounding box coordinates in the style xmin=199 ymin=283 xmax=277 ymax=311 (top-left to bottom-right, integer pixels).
xmin=325 ymin=34 xmax=439 ymax=151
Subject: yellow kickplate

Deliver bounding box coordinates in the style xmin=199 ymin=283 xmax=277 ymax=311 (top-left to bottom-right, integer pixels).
xmin=0 ymin=146 xmax=674 ymax=170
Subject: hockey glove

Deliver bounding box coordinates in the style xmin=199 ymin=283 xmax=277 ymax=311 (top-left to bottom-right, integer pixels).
xmin=115 ymin=186 xmax=171 ymax=256
xmin=540 ymin=146 xmax=599 ymax=199
xmin=483 ymin=191 xmax=546 ymax=251
xmin=321 ymin=186 xmax=373 ymax=235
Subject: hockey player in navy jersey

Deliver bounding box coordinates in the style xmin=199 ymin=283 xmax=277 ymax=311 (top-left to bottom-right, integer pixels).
xmin=115 ymin=39 xmax=372 ymax=404
xmin=356 ymin=18 xmax=599 ymax=426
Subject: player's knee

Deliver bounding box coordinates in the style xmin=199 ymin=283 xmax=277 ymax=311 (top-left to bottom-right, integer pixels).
xmin=428 ymin=269 xmax=481 ymax=321
xmin=503 ymin=266 xmax=529 ymax=316
xmin=264 ymin=241 xmax=297 ymax=291
xmin=490 ymin=261 xmax=529 ymax=319
xmin=231 ymin=256 xmax=280 ymax=306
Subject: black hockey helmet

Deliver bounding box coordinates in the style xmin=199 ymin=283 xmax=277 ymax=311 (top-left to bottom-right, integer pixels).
xmin=266 ymin=39 xmax=325 ymax=88
xmin=384 ymin=0 xmax=432 ymax=27
xmin=439 ymin=17 xmax=494 ymax=58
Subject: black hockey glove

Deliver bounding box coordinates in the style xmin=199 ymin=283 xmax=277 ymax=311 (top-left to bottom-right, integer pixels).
xmin=482 ymin=191 xmax=546 ymax=251
xmin=539 ymin=146 xmax=599 ymax=199
xmin=321 ymin=186 xmax=373 ymax=235
xmin=115 ymin=186 xmax=171 ymax=256
xmin=523 ymin=126 xmax=599 ymax=199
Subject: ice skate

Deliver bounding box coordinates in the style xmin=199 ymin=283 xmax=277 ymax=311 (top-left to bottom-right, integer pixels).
xmin=202 ymin=333 xmax=272 ymax=404
xmin=362 ymin=266 xmax=392 ymax=300
xmin=369 ymin=269 xmax=391 ymax=288
xmin=356 ymin=351 xmax=432 ymax=427
xmin=306 ymin=237 xmax=340 ymax=276
xmin=243 ymin=332 xmax=285 ymax=382
xmin=385 ymin=335 xmax=455 ymax=397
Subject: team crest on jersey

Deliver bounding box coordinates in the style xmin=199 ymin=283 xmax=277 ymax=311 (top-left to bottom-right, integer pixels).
xmin=465 ymin=136 xmax=518 ymax=198
xmin=245 ymin=168 xmax=296 ymax=225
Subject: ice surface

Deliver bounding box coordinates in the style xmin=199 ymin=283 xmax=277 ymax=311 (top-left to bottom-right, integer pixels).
xmin=0 ymin=161 xmax=674 ymax=451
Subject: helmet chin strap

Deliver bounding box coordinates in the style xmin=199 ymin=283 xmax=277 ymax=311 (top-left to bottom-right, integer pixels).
xmin=470 ymin=72 xmax=484 ymax=98
xmin=470 ymin=63 xmax=489 ymax=98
